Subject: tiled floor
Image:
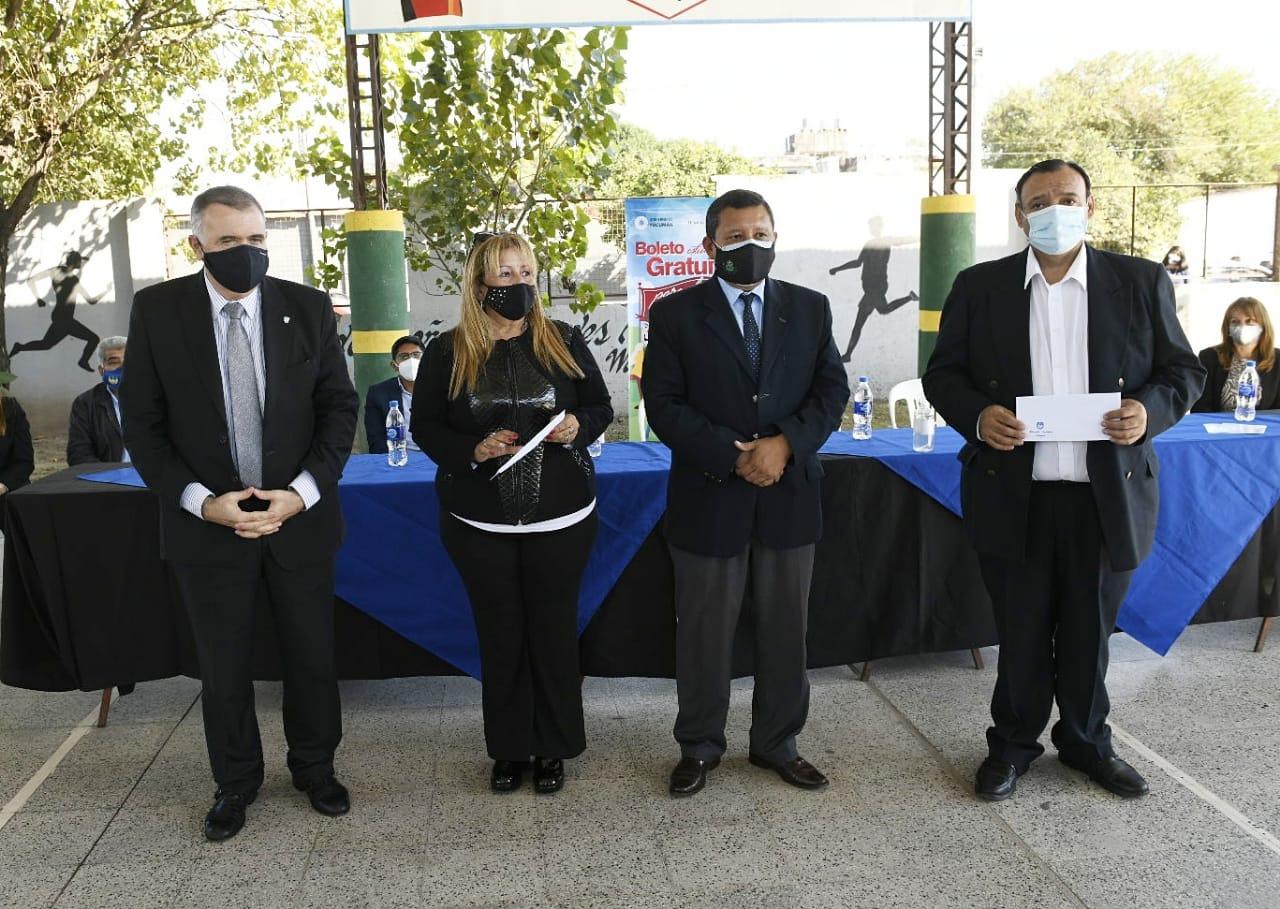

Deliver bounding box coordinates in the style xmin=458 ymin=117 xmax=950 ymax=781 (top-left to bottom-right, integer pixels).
xmin=2 ymin=618 xmax=1278 ymax=908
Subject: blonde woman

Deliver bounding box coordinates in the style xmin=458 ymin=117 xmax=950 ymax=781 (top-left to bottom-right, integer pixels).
xmin=411 ymin=233 xmax=613 ymax=794
xmin=1192 ymin=296 xmax=1280 ymax=413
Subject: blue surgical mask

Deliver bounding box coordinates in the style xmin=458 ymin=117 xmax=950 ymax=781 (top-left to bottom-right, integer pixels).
xmin=102 ymin=366 xmax=123 ymax=392
xmin=1023 ymin=204 xmax=1088 ymax=256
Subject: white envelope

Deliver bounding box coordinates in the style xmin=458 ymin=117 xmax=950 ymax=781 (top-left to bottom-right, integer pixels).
xmin=1015 ymin=393 xmax=1121 ymax=442
xmin=492 ymin=411 xmax=566 ymax=478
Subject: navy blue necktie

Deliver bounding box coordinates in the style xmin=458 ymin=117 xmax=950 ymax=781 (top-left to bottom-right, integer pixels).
xmin=739 ymin=292 xmax=761 ymax=381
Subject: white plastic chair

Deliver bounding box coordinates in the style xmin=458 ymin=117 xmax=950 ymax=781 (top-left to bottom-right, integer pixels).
xmin=888 ymin=378 xmax=924 ymax=429
xmin=887 ymin=378 xmax=945 ymax=429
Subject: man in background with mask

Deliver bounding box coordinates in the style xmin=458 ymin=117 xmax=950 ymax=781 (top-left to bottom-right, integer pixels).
xmin=121 ymin=185 xmax=358 ymax=841
xmin=642 ymin=189 xmax=849 ymax=796
xmin=363 ymin=335 xmax=423 ymax=454
xmin=67 ymin=335 xmax=129 ymax=465
xmin=923 ymin=160 xmax=1204 ymax=803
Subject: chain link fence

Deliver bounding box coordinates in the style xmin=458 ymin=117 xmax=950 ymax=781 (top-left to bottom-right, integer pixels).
xmin=164 ymin=209 xmax=351 ymax=293
xmin=1091 ymin=182 xmax=1276 ymax=281
xmin=168 ymin=185 xmax=1277 ymax=294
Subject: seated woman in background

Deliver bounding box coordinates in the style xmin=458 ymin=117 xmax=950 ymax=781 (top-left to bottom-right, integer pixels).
xmin=1162 ymin=246 xmax=1189 ymax=281
xmin=1192 ymin=296 xmax=1280 ymax=413
xmin=0 ymin=388 xmax=35 ymax=500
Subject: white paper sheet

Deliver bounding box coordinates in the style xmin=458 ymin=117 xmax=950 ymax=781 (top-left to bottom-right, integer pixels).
xmin=1015 ymin=393 xmax=1121 ymax=442
xmin=491 ymin=411 xmax=566 ymax=478
xmin=1204 ymin=422 xmax=1267 ymax=435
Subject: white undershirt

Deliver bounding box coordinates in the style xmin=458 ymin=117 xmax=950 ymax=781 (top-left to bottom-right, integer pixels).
xmin=452 ymin=499 xmax=596 ymax=534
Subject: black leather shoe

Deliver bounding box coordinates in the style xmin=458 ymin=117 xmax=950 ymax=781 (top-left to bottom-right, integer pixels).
xmin=533 ymin=758 xmax=564 ymax=794
xmin=669 ymin=756 xmax=719 ymax=797
xmin=491 ymin=760 xmax=528 ymax=792
xmin=295 ymin=776 xmax=350 ymax=816
xmin=748 ymin=754 xmax=829 ymax=790
xmin=203 ymin=790 xmax=256 ymax=842
xmin=1062 ymin=754 xmax=1149 ymax=798
xmin=975 ymin=757 xmax=1020 ymax=801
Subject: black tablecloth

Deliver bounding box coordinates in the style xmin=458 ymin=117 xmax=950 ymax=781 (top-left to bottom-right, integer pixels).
xmin=1 ymin=460 xmax=1272 ymax=693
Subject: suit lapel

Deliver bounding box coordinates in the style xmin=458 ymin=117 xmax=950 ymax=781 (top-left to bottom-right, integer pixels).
xmin=260 ymin=278 xmax=293 ymax=421
xmin=995 ymin=251 xmax=1034 ymax=398
xmin=180 ymin=271 xmax=228 ymax=430
xmin=1085 ymin=248 xmax=1129 ymax=394
xmin=759 ymin=278 xmax=792 ymax=382
xmin=95 ymin=386 xmax=123 ymax=446
xmin=700 ymin=279 xmax=756 ymax=382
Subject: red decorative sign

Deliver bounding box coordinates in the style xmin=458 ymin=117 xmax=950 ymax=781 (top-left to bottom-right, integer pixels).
xmin=623 ymin=0 xmax=713 ymax=20
xmin=401 ymin=0 xmax=463 ymax=20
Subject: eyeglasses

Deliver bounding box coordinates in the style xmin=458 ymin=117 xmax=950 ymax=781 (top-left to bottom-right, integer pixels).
xmin=471 ymin=231 xmax=499 ymax=249
xmin=393 ymin=351 xmax=423 ymax=362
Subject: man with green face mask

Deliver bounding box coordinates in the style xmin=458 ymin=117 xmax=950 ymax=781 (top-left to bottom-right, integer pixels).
xmin=924 ymin=159 xmax=1205 ymax=804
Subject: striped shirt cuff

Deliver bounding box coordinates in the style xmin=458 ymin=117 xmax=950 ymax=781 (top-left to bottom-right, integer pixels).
xmin=289 ymin=470 xmax=321 ymax=511
xmin=180 ymin=482 xmax=215 ymax=519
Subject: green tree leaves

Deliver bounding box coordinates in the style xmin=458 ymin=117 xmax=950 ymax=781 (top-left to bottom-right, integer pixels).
xmin=305 ymin=27 xmax=628 ymax=312
xmin=983 ymin=53 xmax=1280 ymax=259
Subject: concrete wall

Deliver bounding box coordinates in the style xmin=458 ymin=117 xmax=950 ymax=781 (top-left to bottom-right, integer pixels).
xmin=12 ymin=182 xmax=1275 ymax=448
xmin=3 ymin=200 xmax=167 ymax=434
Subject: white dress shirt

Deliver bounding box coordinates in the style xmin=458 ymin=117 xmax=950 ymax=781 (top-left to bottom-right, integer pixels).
xmin=179 ymin=274 xmax=320 ymax=518
xmin=716 ymin=276 xmax=765 ymax=337
xmin=1026 ymin=246 xmax=1091 ymax=482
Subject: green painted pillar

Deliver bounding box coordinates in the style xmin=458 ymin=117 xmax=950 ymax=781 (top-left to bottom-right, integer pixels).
xmin=345 ymin=210 xmax=409 ymax=452
xmin=918 ymin=194 xmax=976 ymax=374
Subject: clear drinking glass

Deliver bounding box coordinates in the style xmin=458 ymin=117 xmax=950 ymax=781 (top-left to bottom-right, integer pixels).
xmin=587 ymin=435 xmax=605 ymax=458
xmin=912 ymin=402 xmax=936 ymax=453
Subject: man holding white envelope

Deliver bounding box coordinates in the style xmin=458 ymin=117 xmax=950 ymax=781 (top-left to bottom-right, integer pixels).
xmin=923 ymin=160 xmax=1204 ymax=802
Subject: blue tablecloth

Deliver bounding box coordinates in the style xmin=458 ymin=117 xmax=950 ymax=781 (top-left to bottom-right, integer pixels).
xmin=820 ymin=413 xmax=1280 ymax=655
xmin=80 ymin=413 xmax=1280 ymax=666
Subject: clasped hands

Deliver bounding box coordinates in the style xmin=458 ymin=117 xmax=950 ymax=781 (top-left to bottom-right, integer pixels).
xmin=201 ymin=488 xmax=305 ymax=539
xmin=734 ymin=434 xmax=791 ymax=487
xmin=978 ymin=398 xmax=1148 ymax=451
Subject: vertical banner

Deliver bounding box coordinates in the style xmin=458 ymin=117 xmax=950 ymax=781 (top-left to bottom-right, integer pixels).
xmin=624 ymin=196 xmax=713 ymax=441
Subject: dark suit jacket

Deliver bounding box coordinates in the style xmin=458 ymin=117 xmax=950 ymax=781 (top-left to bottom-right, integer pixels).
xmin=121 ymin=271 xmax=359 ymax=567
xmin=1191 ymin=347 xmax=1280 ymax=413
xmin=364 ymin=375 xmax=409 ymax=455
xmin=67 ymin=384 xmax=125 ymax=465
xmin=923 ymin=246 xmax=1205 ymax=572
xmin=642 ymin=277 xmax=850 ymax=557
xmin=0 ymin=397 xmax=34 ymax=492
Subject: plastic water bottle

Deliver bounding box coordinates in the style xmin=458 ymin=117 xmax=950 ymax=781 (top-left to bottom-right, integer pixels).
xmin=852 ymin=376 xmax=873 ymax=440
xmin=386 ymin=401 xmax=408 ymax=466
xmin=587 ymin=435 xmax=604 ymax=458
xmin=1236 ymin=360 xmax=1260 ymax=422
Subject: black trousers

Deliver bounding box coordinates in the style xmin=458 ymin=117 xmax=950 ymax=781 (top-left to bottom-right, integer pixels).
xmin=978 ymin=482 xmax=1134 ymax=773
xmin=669 ymin=541 xmax=815 ymax=765
xmin=172 ymin=545 xmax=341 ymax=796
xmin=440 ymin=510 xmax=597 ymax=761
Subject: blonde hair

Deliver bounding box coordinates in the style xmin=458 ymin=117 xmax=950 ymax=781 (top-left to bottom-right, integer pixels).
xmin=448 ymin=232 xmax=583 ymax=399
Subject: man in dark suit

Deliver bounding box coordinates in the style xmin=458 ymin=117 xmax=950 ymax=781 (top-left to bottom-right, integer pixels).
xmin=121 ymin=186 xmax=359 ymax=841
xmin=67 ymin=335 xmax=129 ymax=465
xmin=923 ymin=160 xmax=1205 ymax=802
xmin=363 ymin=335 xmax=423 ymax=454
xmin=642 ymin=189 xmax=850 ymax=796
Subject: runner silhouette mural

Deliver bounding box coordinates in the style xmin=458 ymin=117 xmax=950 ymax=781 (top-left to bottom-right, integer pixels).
xmin=828 ymin=217 xmax=918 ymax=363
xmin=11 ymin=250 xmax=103 ymax=372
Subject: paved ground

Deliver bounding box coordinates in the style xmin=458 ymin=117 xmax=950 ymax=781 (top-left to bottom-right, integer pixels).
xmin=2 ymin=609 xmax=1278 ymax=908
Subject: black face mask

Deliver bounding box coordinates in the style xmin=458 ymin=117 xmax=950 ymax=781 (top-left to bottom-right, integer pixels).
xmin=201 ymin=243 xmax=269 ymax=294
xmin=484 ymin=282 xmax=537 ymax=321
xmin=714 ymin=240 xmax=776 ymax=285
